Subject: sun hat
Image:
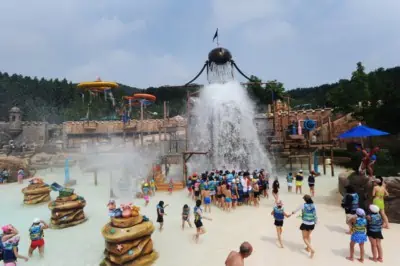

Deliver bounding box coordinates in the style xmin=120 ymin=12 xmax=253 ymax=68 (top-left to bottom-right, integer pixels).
xmin=299 ymin=169 xmax=303 ymax=173
xmin=369 ymin=204 xmax=380 ymax=214
xmin=356 ymin=208 xmax=366 ymax=216
xmin=33 ymin=218 xmax=40 ymax=224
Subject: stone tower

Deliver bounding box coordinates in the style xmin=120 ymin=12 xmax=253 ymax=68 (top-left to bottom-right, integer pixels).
xmin=8 ymin=106 xmax=22 ymax=136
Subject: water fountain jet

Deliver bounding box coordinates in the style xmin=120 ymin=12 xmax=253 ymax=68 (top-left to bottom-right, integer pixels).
xmin=184 ymin=46 xmax=273 ymax=173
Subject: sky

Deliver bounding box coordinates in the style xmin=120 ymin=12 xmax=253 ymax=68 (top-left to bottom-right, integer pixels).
xmin=0 ymin=0 xmax=399 ymax=89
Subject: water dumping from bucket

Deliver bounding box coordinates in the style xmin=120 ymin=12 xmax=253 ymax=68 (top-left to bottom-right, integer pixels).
xmin=189 ymin=81 xmax=272 ymax=172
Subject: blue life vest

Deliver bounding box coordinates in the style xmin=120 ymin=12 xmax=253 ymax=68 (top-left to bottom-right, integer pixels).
xmin=302 ymin=203 xmax=316 ymax=223
xmin=2 ymin=241 xmax=16 ymax=263
xmin=0 ymin=237 xmax=3 ymax=261
xmin=208 ymin=181 xmax=215 ymax=190
xmin=273 ymin=206 xmax=284 ymax=221
xmin=368 ymin=213 xmax=383 ymax=232
xmin=29 ymin=225 xmax=43 ymax=241
xmin=353 ymin=217 xmax=367 ymax=233
xmin=350 ymin=193 xmax=359 ymax=212
xmin=143 ymin=187 xmax=149 ymax=195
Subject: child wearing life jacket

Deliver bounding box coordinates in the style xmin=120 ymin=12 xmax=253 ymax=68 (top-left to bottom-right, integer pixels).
xmin=367 ymin=204 xmax=384 ymax=262
xmin=1 ymin=224 xmax=29 ymax=265
xmin=271 ymin=200 xmax=291 ymax=248
xmin=181 ymin=204 xmax=192 ymax=230
xmin=347 ymin=208 xmax=368 ymax=263
xmin=28 ymin=218 xmax=49 ymax=258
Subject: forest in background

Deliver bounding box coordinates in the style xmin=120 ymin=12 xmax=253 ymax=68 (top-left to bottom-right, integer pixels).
xmin=0 ymin=62 xmax=399 ymax=135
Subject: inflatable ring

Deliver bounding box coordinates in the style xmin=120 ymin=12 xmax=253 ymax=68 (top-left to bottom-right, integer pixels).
xmin=102 ymin=221 xmax=155 ymax=243
xmin=77 ymin=81 xmax=118 ymax=89
xmin=132 ymin=93 xmax=156 ymax=102
xmin=111 ymin=215 xmax=143 ymax=228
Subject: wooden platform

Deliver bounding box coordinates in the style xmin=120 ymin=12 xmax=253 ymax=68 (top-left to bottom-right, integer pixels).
xmin=156 ymin=181 xmax=185 ymax=191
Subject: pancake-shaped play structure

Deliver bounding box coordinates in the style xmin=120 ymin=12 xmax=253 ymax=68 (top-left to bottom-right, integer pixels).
xmin=100 ymin=205 xmax=158 ymax=266
xmin=21 ymin=177 xmax=51 ymax=205
xmin=48 ymin=183 xmax=87 ymax=229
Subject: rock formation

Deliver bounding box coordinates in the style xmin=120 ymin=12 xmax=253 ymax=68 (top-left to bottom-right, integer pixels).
xmin=338 ymin=171 xmax=400 ymax=223
xmin=101 ymin=205 xmax=158 ymax=266
xmin=48 ymin=187 xmax=87 ymax=229
xmin=21 ymin=177 xmax=51 ymax=204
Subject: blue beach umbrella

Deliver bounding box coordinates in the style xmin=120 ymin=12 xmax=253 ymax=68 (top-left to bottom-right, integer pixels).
xmin=338 ymin=124 xmax=389 ymax=139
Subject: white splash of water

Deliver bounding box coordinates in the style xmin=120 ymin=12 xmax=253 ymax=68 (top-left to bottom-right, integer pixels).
xmin=189 ymin=81 xmax=272 ymax=172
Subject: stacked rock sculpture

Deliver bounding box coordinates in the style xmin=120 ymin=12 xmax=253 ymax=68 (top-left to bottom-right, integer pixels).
xmin=101 ymin=204 xmax=158 ymax=266
xmin=22 ymin=177 xmax=51 ymax=204
xmin=48 ymin=186 xmax=87 ymax=229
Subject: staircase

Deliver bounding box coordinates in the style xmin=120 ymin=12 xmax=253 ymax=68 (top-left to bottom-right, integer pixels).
xmin=156 ymin=181 xmax=185 ymax=191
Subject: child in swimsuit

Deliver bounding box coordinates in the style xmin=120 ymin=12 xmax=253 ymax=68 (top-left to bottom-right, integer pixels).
xmin=181 ymin=204 xmax=192 ymax=230
xmin=150 ymin=179 xmax=156 ymax=196
xmin=272 ymin=178 xmax=280 ymax=202
xmin=143 ymin=184 xmax=150 ymax=206
xmin=231 ymin=181 xmax=239 ymax=209
xmin=156 ymin=201 xmax=168 ymax=231
xmin=224 ymin=184 xmax=233 ymax=212
xmin=168 ymin=179 xmax=174 ymax=195
xmin=271 ymin=200 xmax=291 ymax=248
xmin=308 ymin=172 xmax=315 ymax=197
xmin=252 ymin=181 xmax=260 ymax=207
xmin=347 ymin=208 xmax=368 ymax=262
xmin=202 ymin=188 xmax=212 ymax=213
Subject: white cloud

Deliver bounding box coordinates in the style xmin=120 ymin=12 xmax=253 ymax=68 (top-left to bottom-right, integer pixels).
xmin=0 ymin=0 xmax=399 ymax=89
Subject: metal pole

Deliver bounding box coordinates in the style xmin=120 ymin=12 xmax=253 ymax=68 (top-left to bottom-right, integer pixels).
xmin=140 ymin=101 xmax=144 ymax=146
xmin=185 ymin=91 xmax=190 ymax=151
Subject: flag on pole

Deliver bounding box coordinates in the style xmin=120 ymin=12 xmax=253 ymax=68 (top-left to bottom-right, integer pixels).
xmin=213 ymin=28 xmax=218 ymax=42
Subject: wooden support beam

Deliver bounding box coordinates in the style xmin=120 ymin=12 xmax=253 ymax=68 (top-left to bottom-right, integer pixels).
xmin=322 ymin=147 xmax=326 ymax=175
xmin=288 ymin=154 xmax=310 ymax=159
xmin=330 ymin=148 xmax=335 ymax=177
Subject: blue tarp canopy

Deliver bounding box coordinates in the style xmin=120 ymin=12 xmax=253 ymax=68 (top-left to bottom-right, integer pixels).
xmin=338 ymin=124 xmax=389 ymax=139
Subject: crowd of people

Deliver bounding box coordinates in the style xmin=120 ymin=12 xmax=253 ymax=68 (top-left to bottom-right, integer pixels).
xmin=152 ymin=168 xmax=320 ymax=263
xmin=341 ymin=176 xmax=389 ymax=262
xmin=155 ymin=168 xmax=389 ymax=264
xmin=0 ymin=168 xmax=25 ymax=184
